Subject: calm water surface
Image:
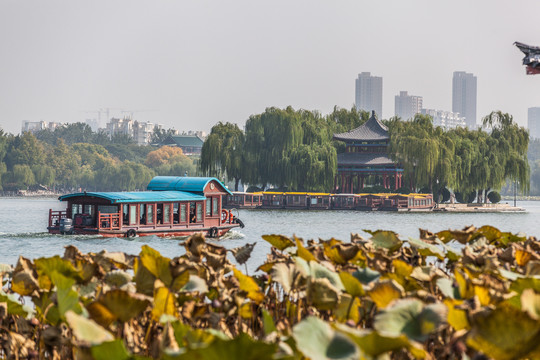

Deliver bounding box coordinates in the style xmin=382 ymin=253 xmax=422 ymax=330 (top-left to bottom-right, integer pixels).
xmin=0 ymin=198 xmax=538 ymax=271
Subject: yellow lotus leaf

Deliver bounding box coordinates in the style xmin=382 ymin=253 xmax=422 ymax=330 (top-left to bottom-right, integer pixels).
xmin=256 ymin=262 xmax=275 ymax=274
xmin=152 ymin=286 xmax=178 ymax=321
xmin=261 ymin=234 xmax=294 ymax=251
xmin=322 ymin=238 xmax=346 ymax=265
xmin=238 ymin=302 xmax=252 ymax=319
xmin=339 ymin=272 xmax=365 ymax=298
xmin=454 ymin=268 xmax=474 ymax=299
xmin=233 ymin=268 xmax=264 ymax=304
xmin=335 ymin=293 xmax=360 ymax=323
xmin=295 ymin=237 xmax=316 ymax=262
xmin=521 ymin=289 xmax=540 ymax=320
xmin=516 ymin=249 xmax=532 ymax=267
xmin=467 ymin=304 xmax=540 ymax=360
xmin=11 ymin=271 xmax=39 ymax=296
xmin=444 ymin=298 xmax=469 ymax=330
xmin=88 ymin=289 xmax=150 ymax=326
xmin=140 ymin=245 xmax=172 ymax=287
xmin=367 ymin=280 xmax=404 ymax=309
xmin=474 ymin=286 xmax=491 ymax=306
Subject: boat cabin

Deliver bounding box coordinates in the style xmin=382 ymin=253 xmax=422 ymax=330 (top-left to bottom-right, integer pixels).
xmin=223 ymin=192 xmax=263 ymax=209
xmin=48 ymin=177 xmax=243 ymax=238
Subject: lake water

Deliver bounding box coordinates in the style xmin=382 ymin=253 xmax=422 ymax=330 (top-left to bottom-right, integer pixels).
xmin=0 ymin=198 xmax=539 ymax=271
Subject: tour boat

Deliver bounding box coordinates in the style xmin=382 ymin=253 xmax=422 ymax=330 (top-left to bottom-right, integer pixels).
xmin=47 ymin=176 xmax=244 ymax=238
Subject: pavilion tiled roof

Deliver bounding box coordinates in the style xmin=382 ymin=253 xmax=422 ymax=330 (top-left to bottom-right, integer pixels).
xmin=333 ymin=112 xmax=389 ymax=141
xmin=337 ymin=153 xmax=395 ymax=166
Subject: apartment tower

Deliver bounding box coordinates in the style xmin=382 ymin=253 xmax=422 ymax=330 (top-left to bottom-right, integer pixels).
xmin=395 ymin=91 xmax=423 ymax=121
xmin=355 ymin=72 xmax=383 ymax=119
xmin=528 ymin=107 xmax=540 ymax=139
xmin=452 ymin=71 xmax=477 ymax=128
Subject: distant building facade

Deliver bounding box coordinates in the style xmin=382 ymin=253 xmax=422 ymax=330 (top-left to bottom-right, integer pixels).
xmin=421 ymin=109 xmax=465 ymax=129
xmin=21 ymin=120 xmax=61 ymax=134
xmin=528 ymin=107 xmax=540 ymax=139
xmin=452 ymin=71 xmax=477 ymax=128
xmin=159 ymin=135 xmax=204 ymax=155
xmin=355 ymin=72 xmax=383 ymax=118
xmin=105 ymin=117 xmax=162 ymax=145
xmin=394 ymin=91 xmax=423 ymax=120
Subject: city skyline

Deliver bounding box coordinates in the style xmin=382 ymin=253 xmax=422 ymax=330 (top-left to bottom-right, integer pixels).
xmin=2 ymin=1 xmax=540 ymax=135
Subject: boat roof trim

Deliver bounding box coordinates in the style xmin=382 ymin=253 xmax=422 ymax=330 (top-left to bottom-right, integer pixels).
xmin=147 ymin=176 xmax=233 ymax=195
xmin=59 ymin=190 xmax=206 ymax=203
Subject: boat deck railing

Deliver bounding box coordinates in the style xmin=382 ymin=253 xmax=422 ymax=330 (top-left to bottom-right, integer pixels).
xmin=49 ymin=209 xmax=67 ymax=227
xmin=98 ymin=212 xmax=121 ymax=230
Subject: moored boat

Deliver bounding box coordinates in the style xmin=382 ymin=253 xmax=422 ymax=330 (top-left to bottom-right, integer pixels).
xmin=47 ymin=176 xmax=244 ymax=238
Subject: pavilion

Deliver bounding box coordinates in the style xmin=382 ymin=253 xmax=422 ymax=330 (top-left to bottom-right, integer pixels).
xmin=333 ymin=111 xmax=403 ymax=193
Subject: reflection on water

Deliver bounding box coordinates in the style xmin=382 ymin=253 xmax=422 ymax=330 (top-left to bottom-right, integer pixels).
xmin=0 ymin=197 xmax=538 ymax=271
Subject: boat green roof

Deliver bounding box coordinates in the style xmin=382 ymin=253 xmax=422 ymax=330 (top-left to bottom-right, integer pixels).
xmin=59 ymin=190 xmax=205 ymax=204
xmin=147 ymin=176 xmax=232 ymax=195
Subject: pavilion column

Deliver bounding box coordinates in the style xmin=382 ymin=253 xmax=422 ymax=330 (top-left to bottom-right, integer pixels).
xmin=357 ymin=174 xmax=361 ymax=193
xmin=395 ymin=171 xmax=398 ymax=190
xmin=349 ymin=174 xmax=353 ymax=193
xmin=383 ymin=174 xmax=388 ymax=189
xmin=361 ymin=175 xmax=364 ymax=189
xmin=341 ymin=174 xmax=345 ymax=193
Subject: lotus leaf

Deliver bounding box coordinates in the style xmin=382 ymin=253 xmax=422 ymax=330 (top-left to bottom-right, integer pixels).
xmin=521 ymin=289 xmax=540 ymax=320
xmin=229 ymin=242 xmax=256 ymax=265
xmin=515 ymin=249 xmax=532 ymax=267
xmin=322 ymin=238 xmax=347 ymax=264
xmin=295 ymin=237 xmax=316 ymax=262
xmin=165 ymin=332 xmax=278 ymax=360
xmin=104 ymin=270 xmax=132 ymax=288
xmin=35 ymin=255 xmax=82 ymax=284
xmin=364 ymin=230 xmax=402 ymax=253
xmin=407 ymin=237 xmax=445 ymax=260
xmin=467 ymin=304 xmax=540 ymax=360
xmin=140 ymin=245 xmax=173 ymax=287
xmin=373 ymin=298 xmax=447 ymax=342
xmin=339 ymin=271 xmax=365 ymax=297
xmin=293 ymin=316 xmax=359 ymax=360
xmin=335 ymin=324 xmax=425 ymax=359
xmin=88 ymin=289 xmax=150 ymax=326
xmin=436 ymin=277 xmax=461 ymax=299
xmin=308 ymin=277 xmax=341 ymax=310
xmin=0 ymin=290 xmax=34 ymax=319
xmin=11 ymin=268 xmax=39 ymax=296
xmin=152 ymin=286 xmax=178 ymax=320
xmin=353 ymin=267 xmax=381 ymax=285
xmin=335 ymin=294 xmax=360 ymax=323
xmin=91 ymin=340 xmax=131 ymax=360
xmin=261 ymin=234 xmax=294 ymax=251
xmin=309 ymin=261 xmax=344 ymax=290
xmin=271 ymin=262 xmax=303 ymax=294
xmin=170 ymin=321 xmax=227 ymax=349
xmin=181 ymin=275 xmax=208 ymax=294
xmin=233 ymin=268 xmax=264 ymax=303
xmin=171 ymin=271 xmax=190 ymax=292
xmin=65 ymin=310 xmax=114 ymax=345
xmin=367 ymin=280 xmax=404 ymax=309
xmin=443 ymin=298 xmax=469 ymax=330
xmin=50 ymin=271 xmax=83 ymax=316
xmin=134 ymin=257 xmax=157 ymax=296
xmin=454 ymin=268 xmax=475 ymax=299
xmin=262 ymin=308 xmax=276 ymax=335
xmin=477 ymin=225 xmax=502 ymax=242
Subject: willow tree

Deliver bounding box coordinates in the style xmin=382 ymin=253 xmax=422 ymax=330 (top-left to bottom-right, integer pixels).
xmin=482 ymin=111 xmax=530 ymax=194
xmin=388 ymin=114 xmax=440 ymax=191
xmin=200 ymin=122 xmax=244 ymax=190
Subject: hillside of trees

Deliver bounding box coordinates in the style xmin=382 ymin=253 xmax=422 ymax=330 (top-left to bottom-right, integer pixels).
xmin=0 ymin=123 xmax=197 ymax=193
xmin=201 ymin=107 xmax=532 ymax=199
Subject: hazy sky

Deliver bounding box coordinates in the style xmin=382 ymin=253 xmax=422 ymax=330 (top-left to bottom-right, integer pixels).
xmin=1 ymin=0 xmax=540 ymax=135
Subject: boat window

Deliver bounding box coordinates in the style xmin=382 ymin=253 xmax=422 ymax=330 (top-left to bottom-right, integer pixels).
xmin=157 ymin=204 xmax=163 ymax=224
xmin=206 ymin=198 xmax=211 ymax=216
xmin=189 ymin=202 xmax=197 ymax=223
xmin=129 ymin=205 xmax=137 ymax=225
xmin=196 ymin=203 xmax=203 ymax=222
xmin=147 ymin=204 xmax=154 ymax=224
xmin=213 ymin=197 xmax=218 ymax=214
xmin=84 ymin=205 xmax=93 ymax=216
xmin=140 ymin=204 xmax=146 ymax=224
xmin=180 ymin=203 xmax=187 ymax=222
xmin=163 ymin=204 xmax=170 ymax=224
xmin=72 ymin=204 xmax=82 ymax=216
xmin=246 ymin=195 xmax=252 ymax=203
xmin=123 ymin=205 xmax=129 ymax=224
xmin=173 ymin=203 xmax=179 ymax=223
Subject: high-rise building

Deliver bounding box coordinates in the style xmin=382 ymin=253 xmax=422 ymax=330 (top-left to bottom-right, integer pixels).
xmin=528 ymin=107 xmax=540 ymax=139
xmin=452 ymin=71 xmax=477 ymax=128
xmin=355 ymin=72 xmax=383 ymax=119
xmin=394 ymin=91 xmax=423 ymax=121
xmin=421 ymin=109 xmax=465 ymax=129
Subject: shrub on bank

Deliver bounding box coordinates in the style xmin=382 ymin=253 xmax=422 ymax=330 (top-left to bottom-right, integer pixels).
xmin=0 ymin=227 xmax=538 ymax=359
